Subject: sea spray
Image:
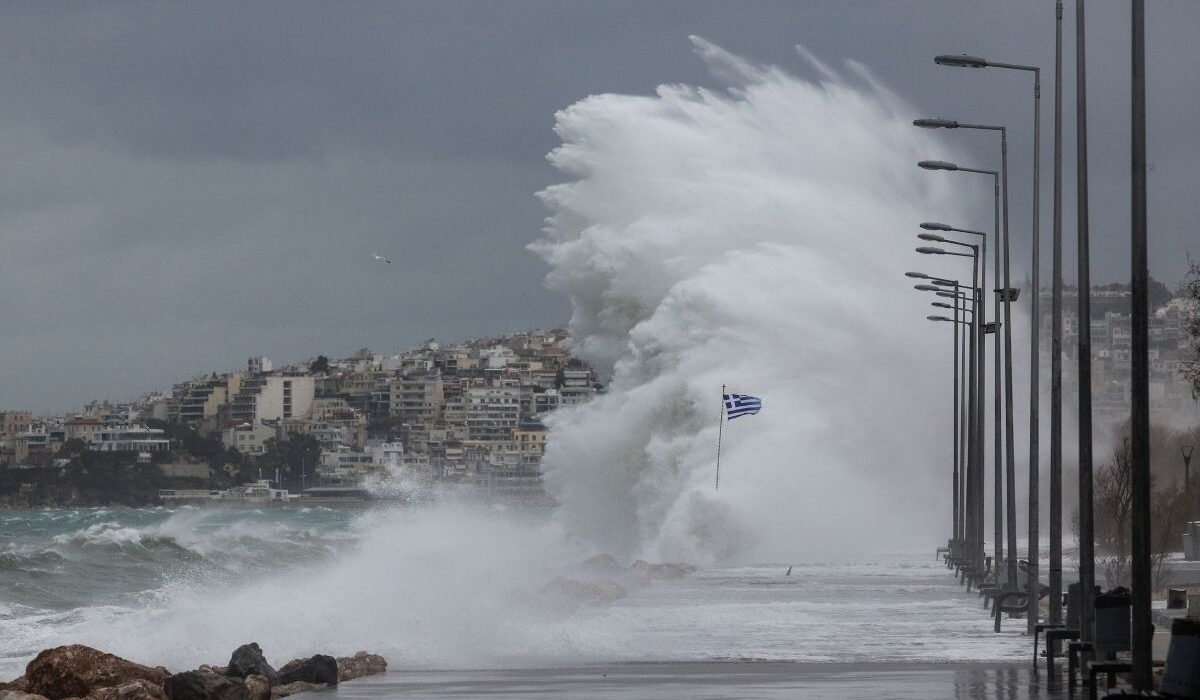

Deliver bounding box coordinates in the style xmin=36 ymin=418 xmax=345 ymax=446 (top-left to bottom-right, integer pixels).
xmin=0 ymin=40 xmax=994 ymax=678
xmin=533 ymin=37 xmax=975 ymax=564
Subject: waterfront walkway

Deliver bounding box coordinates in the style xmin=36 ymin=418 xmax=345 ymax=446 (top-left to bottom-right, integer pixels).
xmin=331 ymin=662 xmax=1067 ymax=699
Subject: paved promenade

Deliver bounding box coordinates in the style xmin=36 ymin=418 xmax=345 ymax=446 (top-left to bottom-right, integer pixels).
xmin=330 ymin=662 xmax=1071 ymax=699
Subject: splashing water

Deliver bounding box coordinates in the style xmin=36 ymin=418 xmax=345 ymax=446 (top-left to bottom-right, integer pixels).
xmin=533 ymin=37 xmax=970 ymax=564
xmin=0 ymin=40 xmax=993 ymax=678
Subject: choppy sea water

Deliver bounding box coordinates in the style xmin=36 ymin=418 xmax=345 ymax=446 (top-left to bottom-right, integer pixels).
xmin=0 ymin=506 xmax=1029 ymax=683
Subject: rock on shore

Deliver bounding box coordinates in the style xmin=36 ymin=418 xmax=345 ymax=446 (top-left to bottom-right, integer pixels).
xmin=0 ymin=644 xmax=388 ymax=700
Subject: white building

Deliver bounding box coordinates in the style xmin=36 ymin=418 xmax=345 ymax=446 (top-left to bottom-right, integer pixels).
xmin=222 ymin=421 xmax=278 ymax=456
xmin=89 ymin=426 xmax=171 ymax=453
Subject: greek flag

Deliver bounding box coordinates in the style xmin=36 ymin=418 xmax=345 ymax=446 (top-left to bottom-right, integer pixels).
xmin=723 ymin=393 xmax=762 ymax=420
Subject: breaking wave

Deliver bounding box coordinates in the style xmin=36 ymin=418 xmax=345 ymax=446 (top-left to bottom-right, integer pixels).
xmin=534 ymin=37 xmax=969 ymax=564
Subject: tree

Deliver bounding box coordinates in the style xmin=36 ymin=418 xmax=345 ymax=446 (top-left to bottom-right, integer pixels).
xmin=1095 ymin=437 xmax=1135 ymax=585
xmin=1182 ymin=258 xmax=1200 ymax=398
xmin=1088 ymin=431 xmax=1191 ymax=591
xmin=310 ymin=355 xmax=331 ymax=374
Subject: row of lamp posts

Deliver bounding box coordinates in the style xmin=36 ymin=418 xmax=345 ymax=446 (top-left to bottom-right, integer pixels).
xmin=913 ymin=1 xmax=1162 ymax=690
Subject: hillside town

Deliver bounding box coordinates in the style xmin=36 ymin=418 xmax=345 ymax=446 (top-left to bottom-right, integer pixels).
xmin=1040 ymin=282 xmax=1198 ymax=424
xmin=0 ymin=329 xmax=600 ymax=506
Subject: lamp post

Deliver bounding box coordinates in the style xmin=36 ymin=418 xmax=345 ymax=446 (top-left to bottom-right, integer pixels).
xmin=1076 ymin=0 xmax=1097 ymax=655
xmin=936 ymin=50 xmax=1043 ymax=637
xmin=918 ymin=243 xmax=984 ymax=573
xmin=919 ymin=226 xmax=1003 ymax=575
xmin=917 ymin=160 xmax=998 ymax=581
xmin=916 ymin=279 xmax=975 ymax=566
xmin=1130 ymin=2 xmax=1152 ymax=686
xmin=915 ymin=116 xmax=1019 ymax=597
xmin=912 ymin=272 xmax=967 ymax=554
xmin=926 ymin=289 xmax=975 ymax=560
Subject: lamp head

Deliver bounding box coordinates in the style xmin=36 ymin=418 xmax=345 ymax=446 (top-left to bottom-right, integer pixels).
xmin=905 ymin=271 xmax=930 ymax=279
xmin=917 ymin=232 xmax=945 ymax=242
xmin=918 ymin=160 xmax=959 ymax=171
xmin=927 ymin=315 xmax=952 ymax=322
xmin=932 ymin=302 xmax=954 ymax=309
xmin=916 ymin=246 xmax=946 ymax=255
xmin=914 ymin=284 xmax=941 ymax=292
xmin=913 ymin=118 xmax=960 ymax=129
xmin=920 ymin=222 xmax=953 ymax=231
xmin=935 ymin=54 xmax=989 ymax=68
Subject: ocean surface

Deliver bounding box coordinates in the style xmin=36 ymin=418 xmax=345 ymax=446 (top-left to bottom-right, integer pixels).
xmin=0 ymin=505 xmax=1031 ymax=686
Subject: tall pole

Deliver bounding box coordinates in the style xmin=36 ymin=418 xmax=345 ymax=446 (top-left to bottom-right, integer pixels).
xmin=1028 ymin=61 xmax=1043 ymax=637
xmin=715 ymin=384 xmax=726 ymax=490
xmin=1076 ymin=0 xmax=1096 ymax=653
xmin=974 ymin=249 xmax=986 ymax=573
xmin=954 ymin=298 xmax=962 ymax=548
xmin=961 ymin=296 xmax=971 ymax=548
xmin=1002 ymin=131 xmax=1018 ymax=592
xmin=966 ymin=281 xmax=979 ymax=573
xmin=992 ymin=174 xmax=1004 ymax=577
xmin=1050 ymin=0 xmax=1065 ymax=634
xmin=1129 ymin=0 xmax=1152 ymax=688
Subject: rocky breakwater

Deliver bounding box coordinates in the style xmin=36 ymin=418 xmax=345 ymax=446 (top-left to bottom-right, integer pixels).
xmin=0 ymin=643 xmax=387 ymax=700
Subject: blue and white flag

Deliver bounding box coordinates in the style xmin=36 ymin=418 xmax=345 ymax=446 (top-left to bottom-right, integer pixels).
xmin=723 ymin=393 xmax=762 ymax=420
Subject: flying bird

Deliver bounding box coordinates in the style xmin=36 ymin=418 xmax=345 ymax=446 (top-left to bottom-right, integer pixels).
xmin=371 ymin=253 xmax=392 ymax=264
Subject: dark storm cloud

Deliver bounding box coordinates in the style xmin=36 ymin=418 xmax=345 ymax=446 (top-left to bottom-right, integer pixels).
xmin=0 ymin=1 xmax=1197 ymax=412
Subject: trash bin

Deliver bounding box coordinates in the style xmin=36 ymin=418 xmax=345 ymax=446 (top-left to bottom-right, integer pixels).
xmin=1093 ymin=588 xmax=1131 ymax=654
xmin=1160 ymin=617 xmax=1200 ymax=700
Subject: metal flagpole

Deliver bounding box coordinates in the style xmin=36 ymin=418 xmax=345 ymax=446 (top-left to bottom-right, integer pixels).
xmin=716 ymin=384 xmax=726 ymax=490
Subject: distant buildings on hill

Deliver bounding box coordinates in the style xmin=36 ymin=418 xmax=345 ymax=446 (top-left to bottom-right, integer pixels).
xmin=0 ymin=328 xmax=600 ymax=504
xmin=1038 ymin=285 xmax=1197 ymax=426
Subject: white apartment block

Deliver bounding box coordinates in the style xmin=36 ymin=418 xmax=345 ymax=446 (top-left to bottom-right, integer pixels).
xmin=230 ymin=376 xmax=315 ymax=424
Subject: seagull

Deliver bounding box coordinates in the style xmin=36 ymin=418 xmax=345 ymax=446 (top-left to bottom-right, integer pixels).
xmin=371 ymin=253 xmax=392 ymax=264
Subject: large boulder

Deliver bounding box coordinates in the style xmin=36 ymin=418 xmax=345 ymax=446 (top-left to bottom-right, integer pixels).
xmin=162 ymin=672 xmax=248 ymax=700
xmin=0 ymin=691 xmax=50 ymax=700
xmin=24 ymin=646 xmax=169 ymax=700
xmin=275 ymin=657 xmax=336 ymax=687
xmin=335 ymin=653 xmax=386 ymax=682
xmin=82 ymin=679 xmax=168 ymax=700
xmin=224 ymin=645 xmax=278 ymax=685
xmin=241 ymin=676 xmax=270 ymax=700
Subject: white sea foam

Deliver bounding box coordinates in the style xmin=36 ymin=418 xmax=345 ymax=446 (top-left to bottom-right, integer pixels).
xmin=532 ymin=37 xmax=969 ymax=565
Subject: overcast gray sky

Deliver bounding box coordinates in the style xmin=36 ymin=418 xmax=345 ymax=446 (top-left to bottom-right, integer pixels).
xmin=2 ymin=2 xmax=1197 ymax=413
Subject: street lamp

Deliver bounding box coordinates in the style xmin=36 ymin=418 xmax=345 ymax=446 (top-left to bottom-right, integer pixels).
xmin=920 ymin=227 xmax=1003 ymax=578
xmin=917 ymin=114 xmax=1018 ymax=599
xmin=936 ymin=49 xmax=1045 ymax=638
xmin=916 ymin=278 xmax=972 ymax=565
xmin=918 ymin=242 xmax=985 ymax=575
xmin=934 ymin=54 xmax=990 ymax=68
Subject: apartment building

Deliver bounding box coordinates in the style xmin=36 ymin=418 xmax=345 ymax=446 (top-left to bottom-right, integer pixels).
xmin=230 ymin=375 xmax=315 ymax=424
xmin=222 ymin=421 xmax=278 ymax=456
xmin=0 ymin=410 xmax=33 ymax=438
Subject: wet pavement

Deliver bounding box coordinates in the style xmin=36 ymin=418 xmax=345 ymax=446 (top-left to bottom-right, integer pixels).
xmin=331 ymin=661 xmax=1080 ymax=699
